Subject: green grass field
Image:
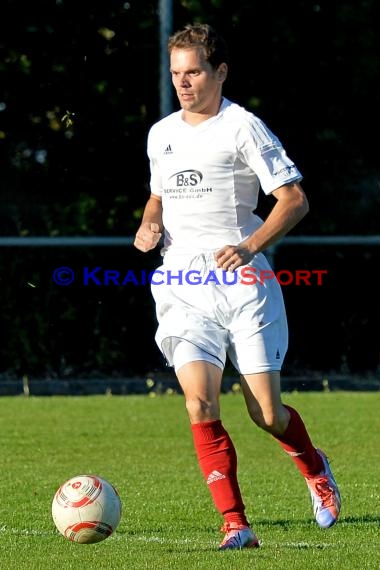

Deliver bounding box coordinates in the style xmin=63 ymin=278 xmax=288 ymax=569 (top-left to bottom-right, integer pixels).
xmin=0 ymin=391 xmax=379 ymax=569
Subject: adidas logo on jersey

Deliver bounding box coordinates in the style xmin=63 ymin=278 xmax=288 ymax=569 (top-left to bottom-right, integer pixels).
xmin=207 ymin=470 xmax=226 ymax=485
xmin=164 ymin=144 xmax=173 ymax=155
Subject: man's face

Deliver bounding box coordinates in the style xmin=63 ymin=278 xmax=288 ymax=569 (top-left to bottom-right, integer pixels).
xmin=170 ymin=47 xmax=226 ymax=116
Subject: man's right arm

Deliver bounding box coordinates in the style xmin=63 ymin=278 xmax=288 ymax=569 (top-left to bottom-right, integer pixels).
xmin=134 ymin=195 xmax=163 ymax=252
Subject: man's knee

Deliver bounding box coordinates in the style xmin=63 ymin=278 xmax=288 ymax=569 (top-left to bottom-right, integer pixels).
xmin=248 ymin=406 xmax=290 ymax=436
xmin=185 ymin=396 xmax=219 ymax=423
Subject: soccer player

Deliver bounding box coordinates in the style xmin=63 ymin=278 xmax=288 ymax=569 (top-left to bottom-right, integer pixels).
xmin=134 ymin=23 xmax=341 ymax=550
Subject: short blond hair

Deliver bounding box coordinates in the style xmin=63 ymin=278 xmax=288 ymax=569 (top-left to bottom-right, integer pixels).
xmin=168 ymin=23 xmax=229 ymax=69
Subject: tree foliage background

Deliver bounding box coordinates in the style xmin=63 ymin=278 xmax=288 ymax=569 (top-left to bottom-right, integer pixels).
xmin=0 ymin=0 xmax=379 ymax=380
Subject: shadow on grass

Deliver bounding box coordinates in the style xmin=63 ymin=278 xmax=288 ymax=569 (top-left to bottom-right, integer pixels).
xmin=256 ymin=513 xmax=380 ymax=527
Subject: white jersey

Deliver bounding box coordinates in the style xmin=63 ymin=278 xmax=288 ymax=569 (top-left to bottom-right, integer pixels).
xmin=147 ymin=97 xmax=302 ymax=264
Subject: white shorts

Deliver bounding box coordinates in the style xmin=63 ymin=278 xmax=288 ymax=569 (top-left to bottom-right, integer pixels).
xmin=150 ymin=251 xmax=288 ymax=375
xmin=172 ymin=340 xmax=222 ymax=373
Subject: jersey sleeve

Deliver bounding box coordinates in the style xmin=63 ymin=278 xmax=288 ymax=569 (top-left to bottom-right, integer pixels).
xmin=237 ymin=115 xmax=303 ymax=195
xmin=147 ymin=128 xmax=162 ymax=198
xmin=149 ymin=157 xmax=162 ymax=198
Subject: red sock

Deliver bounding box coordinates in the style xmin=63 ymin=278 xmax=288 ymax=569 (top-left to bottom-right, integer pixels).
xmin=191 ymin=420 xmax=249 ymax=526
xmin=274 ymin=405 xmax=324 ymax=477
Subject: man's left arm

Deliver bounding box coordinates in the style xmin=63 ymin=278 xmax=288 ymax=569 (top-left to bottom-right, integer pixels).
xmin=215 ymin=182 xmax=309 ymax=270
xmin=244 ymin=181 xmax=309 ymax=254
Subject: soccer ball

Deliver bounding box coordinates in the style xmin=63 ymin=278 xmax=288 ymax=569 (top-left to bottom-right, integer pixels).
xmin=52 ymin=474 xmax=122 ymax=544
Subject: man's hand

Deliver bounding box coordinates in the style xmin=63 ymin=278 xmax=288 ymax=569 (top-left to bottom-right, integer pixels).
xmin=214 ymin=244 xmax=255 ymax=271
xmin=134 ymin=222 xmax=162 ymax=252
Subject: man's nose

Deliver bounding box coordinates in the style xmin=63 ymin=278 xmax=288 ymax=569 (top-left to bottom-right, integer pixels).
xmin=179 ymin=74 xmax=190 ymax=85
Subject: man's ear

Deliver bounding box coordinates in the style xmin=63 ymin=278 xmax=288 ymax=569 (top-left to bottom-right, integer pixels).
xmin=217 ymin=63 xmax=228 ymax=81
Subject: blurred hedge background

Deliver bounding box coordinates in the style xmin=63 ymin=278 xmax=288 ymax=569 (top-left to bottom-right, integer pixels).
xmin=0 ymin=0 xmax=379 ymax=381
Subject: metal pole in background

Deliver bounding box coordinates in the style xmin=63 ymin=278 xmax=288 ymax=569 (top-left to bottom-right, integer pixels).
xmin=159 ymin=0 xmax=173 ymax=118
